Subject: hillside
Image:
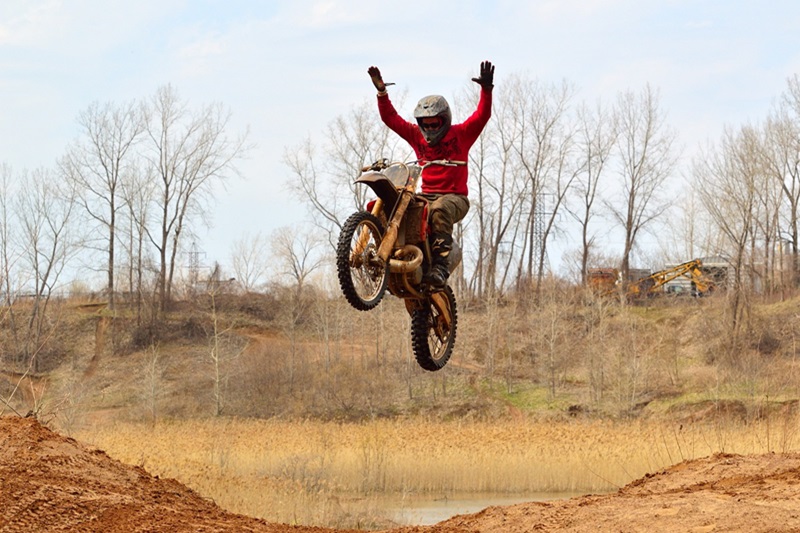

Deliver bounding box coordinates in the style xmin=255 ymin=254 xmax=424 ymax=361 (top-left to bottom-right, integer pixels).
xmin=4 ymin=290 xmax=800 ymax=427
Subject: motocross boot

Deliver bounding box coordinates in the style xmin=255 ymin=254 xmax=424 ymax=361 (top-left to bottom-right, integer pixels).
xmin=423 ymin=232 xmax=453 ymax=289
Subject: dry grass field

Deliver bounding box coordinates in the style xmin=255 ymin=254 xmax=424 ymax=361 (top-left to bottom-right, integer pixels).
xmin=75 ymin=413 xmax=800 ymax=528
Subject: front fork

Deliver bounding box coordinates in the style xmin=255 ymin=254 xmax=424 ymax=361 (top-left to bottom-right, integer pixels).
xmin=354 ymin=185 xmax=415 ymax=268
xmin=377 ymin=187 xmax=414 ymax=263
xmin=359 ymin=183 xmax=451 ymax=331
xmin=350 ymin=199 xmax=385 ymax=263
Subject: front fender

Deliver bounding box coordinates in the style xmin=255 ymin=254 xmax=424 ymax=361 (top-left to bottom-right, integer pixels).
xmin=356 ymin=172 xmax=400 ymax=217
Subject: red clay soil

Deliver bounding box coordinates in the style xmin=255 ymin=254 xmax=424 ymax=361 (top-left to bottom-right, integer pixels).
xmin=3 ymin=416 xmax=800 ymax=533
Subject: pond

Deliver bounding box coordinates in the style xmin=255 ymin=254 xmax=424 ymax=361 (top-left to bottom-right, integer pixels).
xmin=383 ymin=492 xmax=586 ymax=526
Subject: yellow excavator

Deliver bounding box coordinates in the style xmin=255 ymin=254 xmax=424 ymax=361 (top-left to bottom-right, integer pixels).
xmin=588 ymin=259 xmax=716 ymax=299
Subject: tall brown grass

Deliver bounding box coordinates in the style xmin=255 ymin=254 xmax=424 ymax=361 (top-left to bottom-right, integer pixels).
xmin=77 ymin=413 xmax=800 ymax=528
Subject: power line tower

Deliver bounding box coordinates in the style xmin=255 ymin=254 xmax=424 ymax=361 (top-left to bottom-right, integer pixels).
xmin=533 ymin=192 xmax=550 ymax=276
xmin=187 ymin=241 xmax=206 ymax=294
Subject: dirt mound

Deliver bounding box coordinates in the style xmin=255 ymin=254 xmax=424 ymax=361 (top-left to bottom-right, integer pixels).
xmin=3 ymin=416 xmax=800 ymax=533
xmin=401 ymin=453 xmax=800 ymax=533
xmin=0 ymin=416 xmax=338 ymax=532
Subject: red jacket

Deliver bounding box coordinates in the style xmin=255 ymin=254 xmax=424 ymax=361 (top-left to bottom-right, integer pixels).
xmin=377 ymin=88 xmax=492 ymax=195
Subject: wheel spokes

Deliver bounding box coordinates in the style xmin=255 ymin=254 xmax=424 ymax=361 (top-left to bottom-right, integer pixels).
xmin=349 ymin=225 xmax=374 ymax=266
xmin=348 ymin=223 xmax=384 ymax=300
xmin=427 ymin=309 xmax=449 ymax=358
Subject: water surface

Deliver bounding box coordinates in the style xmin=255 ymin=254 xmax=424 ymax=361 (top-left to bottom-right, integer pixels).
xmin=384 ymin=492 xmax=585 ymax=526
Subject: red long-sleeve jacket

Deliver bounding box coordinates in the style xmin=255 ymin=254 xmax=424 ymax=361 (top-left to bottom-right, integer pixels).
xmin=377 ymin=88 xmax=492 ymax=195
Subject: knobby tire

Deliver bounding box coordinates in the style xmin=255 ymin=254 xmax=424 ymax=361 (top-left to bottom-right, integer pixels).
xmin=411 ymin=285 xmax=457 ymax=371
xmin=336 ymin=211 xmax=388 ymax=311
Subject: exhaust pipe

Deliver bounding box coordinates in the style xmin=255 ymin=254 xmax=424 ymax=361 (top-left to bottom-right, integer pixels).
xmin=389 ymin=245 xmax=423 ymax=273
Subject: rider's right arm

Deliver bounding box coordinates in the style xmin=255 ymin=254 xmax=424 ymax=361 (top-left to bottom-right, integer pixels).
xmin=377 ymin=94 xmax=419 ymax=146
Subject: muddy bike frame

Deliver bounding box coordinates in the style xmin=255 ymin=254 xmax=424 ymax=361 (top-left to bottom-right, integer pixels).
xmin=353 ymin=158 xmax=464 ymax=311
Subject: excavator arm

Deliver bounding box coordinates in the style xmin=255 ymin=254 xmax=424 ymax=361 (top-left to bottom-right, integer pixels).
xmin=631 ymin=259 xmax=715 ymax=297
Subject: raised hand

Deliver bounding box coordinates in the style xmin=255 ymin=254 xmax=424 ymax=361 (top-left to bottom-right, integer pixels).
xmin=471 ymin=60 xmax=495 ymax=88
xmin=368 ymin=66 xmax=386 ymax=92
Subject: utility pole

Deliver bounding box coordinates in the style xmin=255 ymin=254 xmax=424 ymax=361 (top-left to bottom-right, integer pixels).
xmin=533 ymin=192 xmax=551 ymax=276
xmin=187 ymin=241 xmax=206 ymax=295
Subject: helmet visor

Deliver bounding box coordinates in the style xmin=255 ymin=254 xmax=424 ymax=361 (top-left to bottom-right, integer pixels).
xmin=419 ymin=117 xmax=444 ymax=131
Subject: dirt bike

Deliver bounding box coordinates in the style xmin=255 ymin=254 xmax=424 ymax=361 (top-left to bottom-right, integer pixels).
xmin=336 ymin=159 xmax=464 ymax=371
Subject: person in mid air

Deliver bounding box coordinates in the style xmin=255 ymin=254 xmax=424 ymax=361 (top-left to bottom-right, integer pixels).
xmin=367 ymin=61 xmax=494 ymax=288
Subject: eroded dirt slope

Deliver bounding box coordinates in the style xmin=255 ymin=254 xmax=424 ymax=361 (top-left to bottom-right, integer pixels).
xmin=396 ymin=452 xmax=800 ymax=533
xmin=0 ymin=416 xmax=343 ymax=533
xmin=3 ymin=416 xmax=800 ymax=532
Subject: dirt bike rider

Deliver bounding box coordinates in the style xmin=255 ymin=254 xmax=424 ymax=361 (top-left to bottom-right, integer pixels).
xmin=367 ymin=61 xmax=494 ymax=288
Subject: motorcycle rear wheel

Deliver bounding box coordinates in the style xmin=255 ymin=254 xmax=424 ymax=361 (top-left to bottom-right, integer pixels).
xmin=336 ymin=211 xmax=388 ymax=311
xmin=411 ymin=285 xmax=457 ymax=371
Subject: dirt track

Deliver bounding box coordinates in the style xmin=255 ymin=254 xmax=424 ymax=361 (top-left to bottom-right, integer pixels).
xmin=2 ymin=416 xmax=800 ymax=532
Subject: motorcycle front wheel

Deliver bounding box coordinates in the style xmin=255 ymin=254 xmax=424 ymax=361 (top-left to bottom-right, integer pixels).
xmin=336 ymin=211 xmax=388 ymax=311
xmin=411 ymin=285 xmax=457 ymax=371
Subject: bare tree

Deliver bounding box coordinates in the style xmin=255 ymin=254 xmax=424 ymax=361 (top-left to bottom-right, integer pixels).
xmin=694 ymin=125 xmax=762 ymax=334
xmin=763 ymin=77 xmax=800 ymax=286
xmin=272 ymin=226 xmax=325 ymax=392
xmin=142 ymin=85 xmax=248 ymax=312
xmin=510 ymin=78 xmax=577 ymax=297
xmin=120 ymin=168 xmax=156 ymax=325
xmin=284 ymin=97 xmax=404 ymax=250
xmin=272 ymin=226 xmax=325 ymax=296
xmin=206 ymin=287 xmax=243 ymax=416
xmin=14 ymin=168 xmax=78 ymax=369
xmin=536 ymin=288 xmax=574 ymax=399
xmin=515 ymin=81 xmax=574 ymax=284
xmin=0 ymin=164 xmax=21 ymax=369
xmin=462 ymin=77 xmax=528 ymax=298
xmin=581 ymin=290 xmax=613 ymax=404
xmin=610 ymin=84 xmax=677 ymax=281
xmin=0 ymin=165 xmax=18 ymax=309
xmin=663 ymin=186 xmax=720 ymax=263
xmin=751 ymin=124 xmax=784 ymax=294
xmin=327 ymin=100 xmax=400 ymax=211
xmin=570 ymin=99 xmax=618 ymax=284
xmin=61 ymin=100 xmax=145 ymax=310
xmin=463 ymin=76 xmax=578 ymax=298
xmin=142 ymin=343 xmax=163 ymax=426
xmin=230 ymin=231 xmax=271 ymax=292
xmin=309 ymin=278 xmax=344 ymax=377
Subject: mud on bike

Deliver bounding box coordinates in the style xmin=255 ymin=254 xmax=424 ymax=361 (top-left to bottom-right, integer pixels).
xmin=336 ymin=159 xmax=464 ymax=371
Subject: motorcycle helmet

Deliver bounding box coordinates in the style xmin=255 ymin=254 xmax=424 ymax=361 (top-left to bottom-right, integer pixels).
xmin=414 ymin=95 xmax=452 ymax=145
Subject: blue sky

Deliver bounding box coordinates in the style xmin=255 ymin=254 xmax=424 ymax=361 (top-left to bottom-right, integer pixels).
xmin=2 ymin=0 xmax=800 ymax=277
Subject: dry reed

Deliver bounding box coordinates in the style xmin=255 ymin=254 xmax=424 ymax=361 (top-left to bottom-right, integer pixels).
xmin=76 ymin=413 xmax=800 ymax=527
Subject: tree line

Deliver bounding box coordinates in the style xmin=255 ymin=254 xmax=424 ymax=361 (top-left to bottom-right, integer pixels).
xmin=5 ymin=71 xmax=800 ymax=364
xmin=287 ymin=73 xmax=800 ymax=324
xmin=285 ymin=77 xmax=680 ymax=300
xmin=0 ymin=85 xmax=247 ymax=368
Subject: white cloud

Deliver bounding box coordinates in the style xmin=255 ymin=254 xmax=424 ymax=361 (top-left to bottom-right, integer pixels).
xmin=524 ymin=0 xmax=634 ymax=20
xmin=684 ymin=19 xmax=713 ymax=30
xmin=0 ymin=0 xmax=63 ymax=46
xmin=175 ymin=31 xmax=227 ymax=78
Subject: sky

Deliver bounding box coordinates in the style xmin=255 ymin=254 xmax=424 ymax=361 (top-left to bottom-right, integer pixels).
xmin=2 ymin=0 xmax=800 ymax=282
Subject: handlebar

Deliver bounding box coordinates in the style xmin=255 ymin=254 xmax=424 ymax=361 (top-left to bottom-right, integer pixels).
xmin=362 ymin=158 xmax=390 ymax=172
xmin=421 ymin=159 xmax=467 ymax=167
xmin=361 ymin=158 xmax=466 ymax=172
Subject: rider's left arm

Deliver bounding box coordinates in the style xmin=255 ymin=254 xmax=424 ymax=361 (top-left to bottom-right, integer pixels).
xmin=460 ymin=60 xmax=494 ymax=143
xmin=459 ymin=87 xmax=493 ymax=144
